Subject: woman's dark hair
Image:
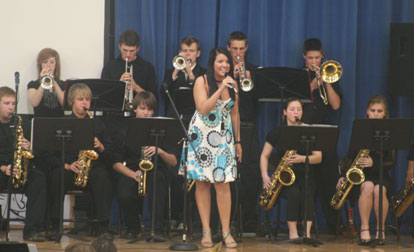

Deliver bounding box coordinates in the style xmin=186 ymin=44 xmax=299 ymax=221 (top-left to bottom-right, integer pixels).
xmin=206 ymin=48 xmax=235 ymax=101
xmin=281 ymin=97 xmax=303 ymax=125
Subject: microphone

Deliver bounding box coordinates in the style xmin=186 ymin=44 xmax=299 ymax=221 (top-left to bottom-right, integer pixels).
xmin=15 ymin=72 xmax=20 ymax=85
xmin=225 ymin=73 xmax=238 ymax=93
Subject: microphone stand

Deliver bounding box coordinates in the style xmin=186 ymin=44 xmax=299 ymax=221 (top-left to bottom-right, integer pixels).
xmin=4 ymin=72 xmax=20 ymax=241
xmin=162 ymin=83 xmax=199 ymax=251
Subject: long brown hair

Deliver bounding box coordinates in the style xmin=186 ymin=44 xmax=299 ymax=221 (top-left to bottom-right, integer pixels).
xmin=37 ymin=48 xmax=61 ymax=81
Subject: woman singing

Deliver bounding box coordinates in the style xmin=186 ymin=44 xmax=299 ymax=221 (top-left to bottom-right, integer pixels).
xmin=260 ymin=98 xmax=322 ymax=239
xmin=27 ymin=48 xmax=64 ymax=117
xmin=179 ymin=48 xmax=241 ymax=248
xmin=336 ymin=94 xmax=394 ymax=245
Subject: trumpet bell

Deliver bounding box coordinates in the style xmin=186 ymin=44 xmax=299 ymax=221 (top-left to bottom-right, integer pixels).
xmin=40 ymin=74 xmax=54 ymax=89
xmin=240 ymin=78 xmax=253 ymax=92
xmin=173 ymin=55 xmax=186 ymax=70
xmin=320 ymin=60 xmax=342 ymax=83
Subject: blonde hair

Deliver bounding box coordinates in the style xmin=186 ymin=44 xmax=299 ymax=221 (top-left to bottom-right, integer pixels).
xmin=68 ymin=83 xmax=91 ymax=107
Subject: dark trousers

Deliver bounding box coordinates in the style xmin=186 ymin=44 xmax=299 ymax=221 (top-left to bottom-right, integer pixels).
xmin=314 ymin=152 xmax=339 ymax=232
xmin=281 ymin=182 xmax=314 ymax=222
xmin=50 ymin=161 xmax=113 ymax=224
xmin=116 ymin=168 xmax=168 ymax=233
xmin=0 ymin=168 xmax=47 ymax=235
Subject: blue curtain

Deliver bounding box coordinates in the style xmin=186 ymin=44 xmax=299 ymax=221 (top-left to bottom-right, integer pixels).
xmin=115 ymin=0 xmax=414 ymax=232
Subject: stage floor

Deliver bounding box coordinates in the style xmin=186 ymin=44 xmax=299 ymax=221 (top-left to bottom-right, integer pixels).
xmin=2 ymin=231 xmax=414 ymax=252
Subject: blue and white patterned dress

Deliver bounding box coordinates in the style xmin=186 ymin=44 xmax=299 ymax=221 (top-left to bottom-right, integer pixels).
xmin=179 ymin=98 xmax=237 ymax=183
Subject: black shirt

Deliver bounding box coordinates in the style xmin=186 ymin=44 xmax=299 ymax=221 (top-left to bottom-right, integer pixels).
xmin=163 ymin=64 xmax=205 ymax=119
xmin=0 ymin=117 xmax=30 ymax=166
xmin=265 ymin=126 xmax=314 ymax=181
xmin=409 ymin=144 xmax=414 ymax=161
xmin=64 ymin=114 xmax=113 ymax=165
xmin=112 ymin=122 xmax=181 ymax=174
xmin=27 ymin=80 xmax=65 ymax=117
xmin=238 ymin=62 xmax=258 ymax=122
xmin=101 ymin=55 xmax=157 ymax=98
xmin=301 ymin=69 xmax=342 ymax=124
xmin=0 ymin=121 xmax=13 ymax=166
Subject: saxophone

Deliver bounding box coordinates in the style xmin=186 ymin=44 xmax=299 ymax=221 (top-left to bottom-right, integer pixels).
xmin=259 ymin=150 xmax=296 ymax=211
xmin=392 ymin=178 xmax=414 ymax=218
xmin=138 ymin=146 xmax=154 ymax=196
xmin=330 ymin=149 xmax=370 ymax=210
xmin=74 ymin=108 xmax=99 ymax=187
xmin=12 ymin=116 xmax=34 ymax=189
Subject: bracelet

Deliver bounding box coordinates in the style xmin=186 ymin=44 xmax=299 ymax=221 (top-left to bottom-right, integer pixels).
xmin=234 ymin=140 xmax=241 ymax=144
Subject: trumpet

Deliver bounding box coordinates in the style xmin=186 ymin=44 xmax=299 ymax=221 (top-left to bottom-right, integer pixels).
xmin=236 ymin=56 xmax=253 ymax=92
xmin=173 ymin=55 xmax=191 ymax=70
xmin=123 ymin=59 xmax=134 ymax=112
xmin=40 ymin=69 xmax=54 ymax=89
xmin=311 ymin=60 xmax=343 ymax=105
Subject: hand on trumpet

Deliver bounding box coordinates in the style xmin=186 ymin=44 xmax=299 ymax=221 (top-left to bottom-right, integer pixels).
xmin=120 ymin=72 xmax=138 ymax=92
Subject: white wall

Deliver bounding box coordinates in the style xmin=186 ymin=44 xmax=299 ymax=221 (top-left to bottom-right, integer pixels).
xmin=0 ymin=0 xmax=105 ymax=114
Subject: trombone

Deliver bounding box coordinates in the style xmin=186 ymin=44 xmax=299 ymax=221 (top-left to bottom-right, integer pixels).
xmin=172 ymin=55 xmax=192 ymax=70
xmin=236 ymin=56 xmax=253 ymax=92
xmin=312 ymin=60 xmax=342 ymax=105
xmin=40 ymin=69 xmax=54 ymax=89
xmin=123 ymin=59 xmax=134 ymax=111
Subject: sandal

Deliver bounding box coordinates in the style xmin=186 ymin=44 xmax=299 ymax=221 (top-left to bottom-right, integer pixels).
xmin=376 ymin=229 xmax=385 ymax=245
xmin=201 ymin=230 xmax=213 ymax=248
xmin=222 ymin=231 xmax=237 ymax=248
xmin=358 ymin=229 xmax=371 ymax=246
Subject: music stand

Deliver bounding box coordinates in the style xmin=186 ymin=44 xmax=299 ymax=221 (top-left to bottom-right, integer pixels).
xmin=348 ymin=118 xmax=414 ymax=247
xmin=174 ymin=87 xmax=195 ymax=117
xmin=125 ymin=118 xmax=184 ymax=245
xmin=256 ymin=67 xmax=311 ymax=103
xmin=274 ymin=124 xmax=339 ymax=247
xmin=31 ymin=118 xmax=95 ymax=243
xmin=63 ymin=79 xmax=125 ymax=114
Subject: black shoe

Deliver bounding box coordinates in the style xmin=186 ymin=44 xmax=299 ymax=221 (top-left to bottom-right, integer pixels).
xmin=121 ymin=230 xmax=138 ymax=240
xmin=46 ymin=228 xmax=59 ymax=241
xmin=97 ymin=226 xmax=114 ymax=240
xmin=23 ymin=231 xmax=45 ymax=242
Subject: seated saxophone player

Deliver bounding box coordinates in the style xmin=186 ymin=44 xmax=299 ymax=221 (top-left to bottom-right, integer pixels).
xmin=47 ymin=83 xmax=114 ymax=240
xmin=260 ymin=98 xmax=322 ymax=239
xmin=0 ymin=86 xmax=47 ymax=242
xmin=335 ymin=94 xmax=394 ymax=245
xmin=112 ymin=91 xmax=180 ymax=240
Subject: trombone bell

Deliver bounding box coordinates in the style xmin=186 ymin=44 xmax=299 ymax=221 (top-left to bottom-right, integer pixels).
xmin=320 ymin=60 xmax=342 ymax=83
